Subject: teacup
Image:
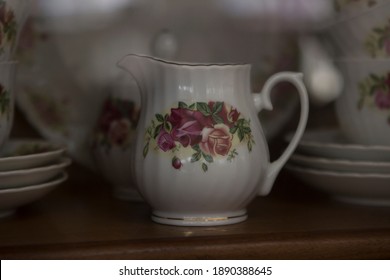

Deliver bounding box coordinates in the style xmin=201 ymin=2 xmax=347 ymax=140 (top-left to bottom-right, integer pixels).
xmin=0 ymin=61 xmax=16 ymax=149
xmin=327 ymin=1 xmax=390 ymax=58
xmin=0 ymin=0 xmax=30 ymax=60
xmin=335 ymin=58 xmax=390 ymax=146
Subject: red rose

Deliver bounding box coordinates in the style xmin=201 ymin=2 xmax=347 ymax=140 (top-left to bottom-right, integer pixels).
xmin=157 ymin=129 xmax=176 ymax=151
xmin=169 ymin=108 xmax=213 ymax=147
xmin=375 ymin=89 xmax=390 ymax=109
xmin=200 ymin=124 xmax=232 ymax=156
xmin=99 ymin=99 xmax=121 ymax=133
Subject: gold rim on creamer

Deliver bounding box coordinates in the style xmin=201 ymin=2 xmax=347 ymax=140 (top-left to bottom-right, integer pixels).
xmin=152 ymin=213 xmax=247 ymax=222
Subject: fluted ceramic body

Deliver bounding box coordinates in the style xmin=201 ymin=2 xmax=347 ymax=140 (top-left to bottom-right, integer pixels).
xmin=118 ymin=55 xmax=308 ymax=226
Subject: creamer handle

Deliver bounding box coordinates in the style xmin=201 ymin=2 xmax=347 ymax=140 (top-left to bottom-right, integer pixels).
xmin=253 ymin=72 xmax=309 ymax=196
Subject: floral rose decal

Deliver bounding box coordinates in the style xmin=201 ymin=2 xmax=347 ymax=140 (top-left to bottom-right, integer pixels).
xmin=358 ymin=72 xmax=390 ymax=124
xmin=94 ymin=97 xmax=140 ymax=151
xmin=0 ymin=83 xmax=10 ymax=119
xmin=143 ymin=101 xmax=255 ymax=172
xmin=365 ymin=20 xmax=390 ymax=58
xmin=0 ymin=1 xmax=17 ymax=54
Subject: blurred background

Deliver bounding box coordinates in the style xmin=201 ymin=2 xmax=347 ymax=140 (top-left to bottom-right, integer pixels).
xmin=8 ymin=0 xmax=390 ymax=201
xmin=11 ymin=0 xmax=336 ymax=164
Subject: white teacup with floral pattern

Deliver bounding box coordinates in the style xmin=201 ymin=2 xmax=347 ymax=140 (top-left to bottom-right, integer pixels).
xmin=335 ymin=59 xmax=390 ymax=146
xmin=118 ymin=54 xmax=309 ymax=226
xmin=327 ymin=1 xmax=390 ymax=58
xmin=0 ymin=0 xmax=30 ymax=60
xmin=0 ymin=61 xmax=16 ymax=150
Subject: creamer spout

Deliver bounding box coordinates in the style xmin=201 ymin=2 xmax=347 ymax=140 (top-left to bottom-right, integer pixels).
xmin=117 ymin=54 xmax=154 ymax=98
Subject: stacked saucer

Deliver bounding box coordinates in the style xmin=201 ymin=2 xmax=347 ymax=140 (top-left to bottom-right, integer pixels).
xmin=0 ymin=138 xmax=70 ymax=218
xmin=285 ymin=129 xmax=390 ymax=206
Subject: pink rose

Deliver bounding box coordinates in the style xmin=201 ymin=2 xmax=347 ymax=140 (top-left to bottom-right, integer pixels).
xmin=108 ymin=118 xmax=131 ymax=146
xmin=157 ymin=129 xmax=176 ymax=151
xmin=374 ymin=89 xmax=390 ymax=109
xmin=200 ymin=124 xmax=232 ymax=156
xmin=169 ymin=108 xmax=213 ymax=147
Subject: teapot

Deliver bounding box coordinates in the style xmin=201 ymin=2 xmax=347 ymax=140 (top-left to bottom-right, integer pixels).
xmin=118 ymin=54 xmax=309 ymax=226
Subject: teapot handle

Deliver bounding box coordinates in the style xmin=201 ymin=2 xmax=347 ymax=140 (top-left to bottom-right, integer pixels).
xmin=253 ymin=72 xmax=309 ymax=196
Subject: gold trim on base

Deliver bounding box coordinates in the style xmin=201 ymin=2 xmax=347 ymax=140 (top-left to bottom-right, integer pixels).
xmin=152 ymin=213 xmax=247 ymax=222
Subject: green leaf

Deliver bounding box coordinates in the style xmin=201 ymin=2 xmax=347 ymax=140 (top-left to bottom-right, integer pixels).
xmin=247 ymin=140 xmax=253 ymax=152
xmin=237 ymin=128 xmax=245 ymax=142
xmin=369 ymin=73 xmax=381 ymax=82
xmin=189 ymin=103 xmax=196 ymax=110
xmin=164 ymin=121 xmax=172 ymax=132
xmin=369 ymin=85 xmax=378 ymax=96
xmin=202 ymin=163 xmax=208 ymax=172
xmin=178 ymin=101 xmax=188 ymax=109
xmin=143 ymin=142 xmax=149 ymax=158
xmin=242 ymin=126 xmax=251 ymax=133
xmin=202 ymin=152 xmax=214 ymax=163
xmin=153 ymin=124 xmax=163 ymax=139
xmin=191 ymin=152 xmax=201 ymax=162
xmin=197 ymin=102 xmax=211 ymax=116
xmin=155 ymin=113 xmax=164 ymax=122
xmin=212 ymin=114 xmax=224 ymax=124
xmin=230 ymin=126 xmax=238 ymax=134
xmin=212 ymin=102 xmax=224 ymax=114
xmin=237 ymin=118 xmax=245 ymax=126
xmin=192 ymin=144 xmax=201 ymax=152
xmin=373 ymin=27 xmax=384 ymax=34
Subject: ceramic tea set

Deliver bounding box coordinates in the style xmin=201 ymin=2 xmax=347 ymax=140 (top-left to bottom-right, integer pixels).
xmin=0 ymin=139 xmax=70 ymax=218
xmin=318 ymin=0 xmax=390 ymax=144
xmin=287 ymin=1 xmax=390 ymax=207
xmin=0 ymin=0 xmax=71 ymax=218
xmin=0 ymin=0 xmax=28 ymax=149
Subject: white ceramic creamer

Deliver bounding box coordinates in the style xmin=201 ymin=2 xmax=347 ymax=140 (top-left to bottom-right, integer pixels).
xmin=118 ymin=54 xmax=308 ymax=226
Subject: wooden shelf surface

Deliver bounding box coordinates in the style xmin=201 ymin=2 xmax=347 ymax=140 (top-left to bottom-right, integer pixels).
xmin=1 ymin=163 xmax=390 ymax=259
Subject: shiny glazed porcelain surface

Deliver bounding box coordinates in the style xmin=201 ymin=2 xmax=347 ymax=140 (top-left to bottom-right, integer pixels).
xmin=0 ymin=138 xmax=65 ymax=171
xmin=327 ymin=1 xmax=390 ymax=58
xmin=118 ymin=54 xmax=308 ymax=226
xmin=0 ymin=157 xmax=71 ymax=189
xmin=335 ymin=59 xmax=390 ymax=146
xmin=0 ymin=171 xmax=67 ymax=218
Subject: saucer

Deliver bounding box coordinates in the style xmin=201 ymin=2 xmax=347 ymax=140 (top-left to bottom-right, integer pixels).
xmin=286 ymin=129 xmax=390 ymax=161
xmin=0 ymin=157 xmax=71 ymax=189
xmin=290 ymin=153 xmax=390 ymax=174
xmin=286 ymin=164 xmax=390 ymax=206
xmin=0 ymin=172 xmax=68 ymax=218
xmin=0 ymin=139 xmax=65 ymax=172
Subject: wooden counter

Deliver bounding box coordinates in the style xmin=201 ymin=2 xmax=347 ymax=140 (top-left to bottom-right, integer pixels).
xmin=0 ymin=162 xmax=389 ymax=259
